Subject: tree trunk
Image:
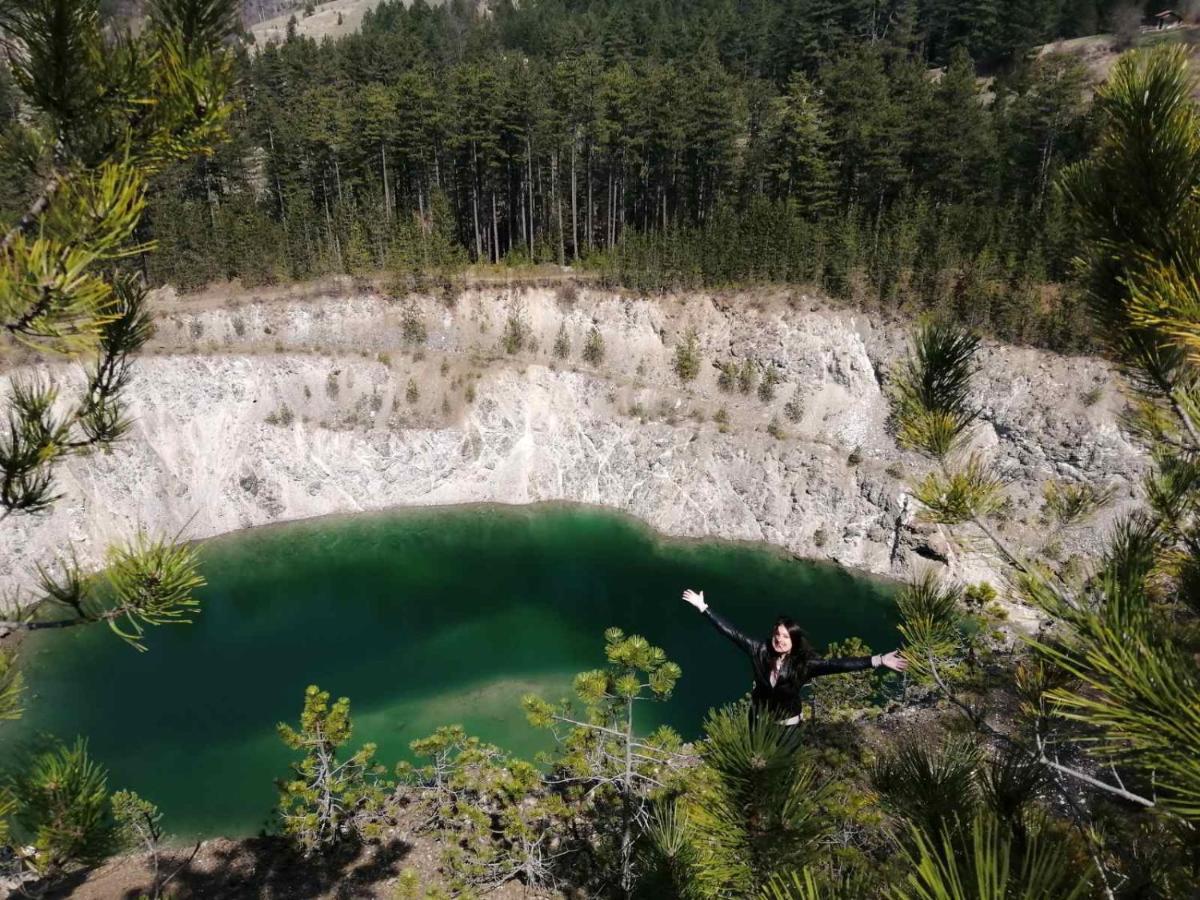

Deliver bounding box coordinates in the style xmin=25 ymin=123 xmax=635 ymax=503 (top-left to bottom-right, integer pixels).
xmin=471 ymin=141 xmax=482 ymax=261
xmin=506 ymin=162 xmax=514 ymax=253
xmin=268 ymin=125 xmax=286 ymax=219
xmin=553 ymin=152 xmax=565 ymax=266
xmin=267 ymin=125 xmax=292 ymax=264
xmin=607 ymin=170 xmax=614 ymax=249
xmin=570 ymin=128 xmax=578 ymax=261
xmin=381 ymin=142 xmax=391 ymax=222
xmin=322 ymin=172 xmax=343 ymax=271
xmin=621 ymin=699 xmax=635 ymax=898
xmin=587 ymin=146 xmax=593 ymax=253
xmin=518 ymin=175 xmax=526 ymax=250
xmin=491 ymin=190 xmax=500 ymax=264
xmin=203 ymin=158 xmax=217 ymax=230
xmin=526 ymin=135 xmax=535 ymax=258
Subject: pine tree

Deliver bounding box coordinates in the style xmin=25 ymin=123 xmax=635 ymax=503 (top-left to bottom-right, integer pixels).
xmin=919 ymin=48 xmax=997 ymax=203
xmin=0 ymin=12 xmax=233 ymax=880
xmin=647 ymin=704 xmax=832 ymax=897
xmin=762 ymin=73 xmax=835 ymax=217
xmin=276 ymin=685 xmax=388 ymax=855
xmin=9 ymin=739 xmax=115 ymax=883
xmin=881 ymin=53 xmax=1200 ymax=889
xmin=819 ymin=45 xmax=905 ymax=211
xmin=0 ymin=0 xmax=236 ymax=517
xmin=524 ymin=628 xmax=683 ymax=897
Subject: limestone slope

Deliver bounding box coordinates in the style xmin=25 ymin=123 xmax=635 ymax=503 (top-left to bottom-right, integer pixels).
xmin=0 ymin=284 xmax=1146 ymax=599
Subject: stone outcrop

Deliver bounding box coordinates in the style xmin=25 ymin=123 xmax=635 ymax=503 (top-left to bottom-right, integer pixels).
xmin=0 ymin=282 xmax=1148 ymax=601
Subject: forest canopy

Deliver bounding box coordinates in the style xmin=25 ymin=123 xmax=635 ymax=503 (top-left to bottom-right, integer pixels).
xmin=16 ymin=0 xmax=1148 ymax=350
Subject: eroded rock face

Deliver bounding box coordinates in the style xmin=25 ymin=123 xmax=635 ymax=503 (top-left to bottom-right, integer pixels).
xmin=0 ymin=284 xmax=1149 ymax=600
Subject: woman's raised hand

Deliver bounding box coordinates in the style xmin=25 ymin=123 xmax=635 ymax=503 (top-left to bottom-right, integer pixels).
xmin=879 ymin=650 xmax=908 ymax=672
xmin=681 ymin=589 xmax=707 ymax=612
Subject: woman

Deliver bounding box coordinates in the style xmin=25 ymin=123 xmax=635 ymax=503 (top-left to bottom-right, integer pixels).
xmin=681 ymin=588 xmax=908 ymax=725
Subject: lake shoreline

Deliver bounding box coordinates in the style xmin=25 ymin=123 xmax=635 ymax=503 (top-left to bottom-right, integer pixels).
xmin=5 ymin=505 xmax=901 ymax=841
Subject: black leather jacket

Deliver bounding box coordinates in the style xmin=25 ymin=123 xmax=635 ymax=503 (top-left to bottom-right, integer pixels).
xmin=702 ymin=606 xmax=873 ymax=717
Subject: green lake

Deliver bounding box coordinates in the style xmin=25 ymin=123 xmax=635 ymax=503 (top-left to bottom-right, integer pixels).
xmin=4 ymin=505 xmax=899 ymax=841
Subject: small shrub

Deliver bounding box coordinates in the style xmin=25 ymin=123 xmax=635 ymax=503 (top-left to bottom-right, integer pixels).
xmin=964 ymin=582 xmax=998 ymax=607
xmin=629 ymin=401 xmax=645 ymax=419
xmin=737 ymin=358 xmax=756 ymax=394
xmin=885 ymin=462 xmax=904 ymax=479
xmin=378 ymin=352 xmax=392 ymax=366
xmin=303 ymin=385 xmax=312 ymax=400
xmin=758 ymin=364 xmax=781 ymax=402
xmin=553 ymin=323 xmax=571 ymax=359
xmin=441 ymin=395 xmax=451 ymax=415
xmin=717 ymin=361 xmax=737 ymax=392
xmin=401 ymin=302 xmax=427 ymax=346
xmin=767 ymin=417 xmax=785 ymax=439
xmin=465 ymin=383 xmax=476 ymax=404
xmin=673 ymin=328 xmax=702 ymax=382
xmin=783 ymin=389 xmax=804 ymax=423
xmin=325 ymin=371 xmax=340 ymax=399
xmin=440 ymin=359 xmax=450 ymax=376
xmin=501 ymin=301 xmax=529 ymax=355
xmin=11 ymin=739 xmax=114 ymax=879
xmin=714 ymin=405 xmax=730 ymax=433
xmin=556 ymin=282 xmax=579 ymax=306
xmin=189 ymin=318 xmax=204 ymax=340
xmin=1080 ymin=386 xmax=1103 ymax=407
xmin=266 ymin=404 xmax=295 ymax=426
xmin=813 ymin=528 xmax=828 ymax=548
xmin=232 ymin=316 xmax=246 ymax=337
xmin=582 ymin=326 xmax=605 ymax=364
xmin=848 ymin=446 xmax=863 ymax=466
xmin=406 ymin=379 xmax=419 ymax=404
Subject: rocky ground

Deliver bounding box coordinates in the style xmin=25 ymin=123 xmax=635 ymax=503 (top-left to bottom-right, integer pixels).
xmin=0 ymin=277 xmax=1147 ymax=621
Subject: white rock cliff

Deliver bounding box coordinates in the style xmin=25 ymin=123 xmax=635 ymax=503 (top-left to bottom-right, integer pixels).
xmin=0 ymin=283 xmax=1148 ymax=601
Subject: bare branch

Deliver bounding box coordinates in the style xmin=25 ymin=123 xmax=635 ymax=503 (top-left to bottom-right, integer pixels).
xmin=926 ymin=653 xmax=1155 ymax=809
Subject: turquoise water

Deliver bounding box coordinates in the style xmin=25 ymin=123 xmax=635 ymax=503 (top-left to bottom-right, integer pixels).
xmin=3 ymin=505 xmax=899 ymax=840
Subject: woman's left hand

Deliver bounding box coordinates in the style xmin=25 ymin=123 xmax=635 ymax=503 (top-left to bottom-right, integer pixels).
xmin=878 ymin=650 xmax=908 ymax=672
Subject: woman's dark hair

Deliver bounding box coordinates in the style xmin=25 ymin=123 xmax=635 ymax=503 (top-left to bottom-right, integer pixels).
xmin=771 ymin=616 xmax=814 ymax=661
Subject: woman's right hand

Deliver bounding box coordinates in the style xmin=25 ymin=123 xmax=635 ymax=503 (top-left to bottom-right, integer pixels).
xmin=682 ymin=589 xmax=707 ymax=612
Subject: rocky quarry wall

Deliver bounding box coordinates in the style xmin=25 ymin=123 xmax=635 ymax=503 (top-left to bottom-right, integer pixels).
xmin=0 ymin=282 xmax=1149 ymax=618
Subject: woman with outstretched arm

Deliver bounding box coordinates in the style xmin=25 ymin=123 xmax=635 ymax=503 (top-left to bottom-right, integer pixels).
xmin=681 ymin=588 xmax=908 ymax=725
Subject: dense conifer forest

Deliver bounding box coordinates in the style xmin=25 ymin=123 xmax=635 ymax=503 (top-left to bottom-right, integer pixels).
xmin=52 ymin=0 xmax=1161 ymax=349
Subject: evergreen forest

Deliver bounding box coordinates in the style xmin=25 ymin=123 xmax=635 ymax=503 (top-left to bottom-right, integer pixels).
xmin=9 ymin=0 xmax=1164 ymax=349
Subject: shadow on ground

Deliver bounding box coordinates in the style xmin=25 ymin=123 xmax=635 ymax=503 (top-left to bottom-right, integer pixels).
xmin=47 ymin=836 xmax=413 ymax=899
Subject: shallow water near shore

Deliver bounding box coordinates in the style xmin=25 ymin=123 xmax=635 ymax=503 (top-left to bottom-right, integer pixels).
xmin=3 ymin=505 xmax=899 ymax=840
